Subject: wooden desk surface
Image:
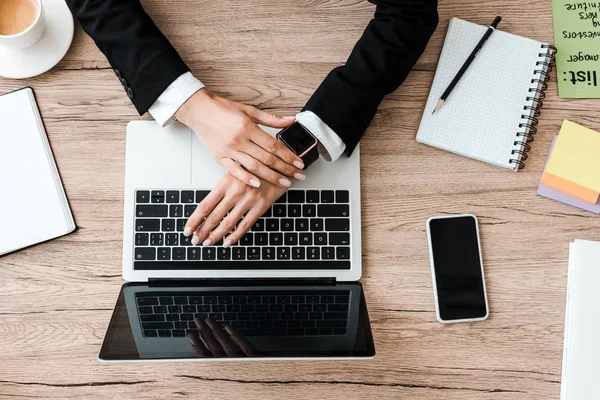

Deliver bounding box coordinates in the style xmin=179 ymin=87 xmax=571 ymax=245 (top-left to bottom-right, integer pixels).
xmin=1 ymin=1 xmax=599 ymax=399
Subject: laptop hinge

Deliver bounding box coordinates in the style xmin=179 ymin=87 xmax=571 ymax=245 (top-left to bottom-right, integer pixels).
xmin=147 ymin=277 xmax=337 ymax=287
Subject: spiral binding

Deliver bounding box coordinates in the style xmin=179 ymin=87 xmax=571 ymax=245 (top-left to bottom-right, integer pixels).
xmin=509 ymin=44 xmax=556 ymax=170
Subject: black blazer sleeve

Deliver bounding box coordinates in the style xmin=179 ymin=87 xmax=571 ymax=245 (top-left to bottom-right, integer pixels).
xmin=302 ymin=0 xmax=439 ymax=156
xmin=65 ymin=0 xmax=190 ymax=115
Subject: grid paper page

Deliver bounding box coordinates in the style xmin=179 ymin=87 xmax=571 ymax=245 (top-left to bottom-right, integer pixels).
xmin=416 ymin=18 xmax=546 ymax=170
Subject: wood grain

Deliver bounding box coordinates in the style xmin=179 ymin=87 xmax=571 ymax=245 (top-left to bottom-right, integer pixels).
xmin=1 ymin=0 xmax=598 ymax=399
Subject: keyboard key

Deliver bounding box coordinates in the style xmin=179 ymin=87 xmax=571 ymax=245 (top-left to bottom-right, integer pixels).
xmin=303 ymin=205 xmax=316 ymax=218
xmin=330 ymin=233 xmax=350 ymax=245
xmin=233 ymin=296 xmax=247 ymax=305
xmin=151 ymin=190 xmax=165 ymax=203
xmin=281 ymin=219 xmax=294 ymax=231
xmin=232 ymin=247 xmax=246 ymax=260
xmin=142 ymin=322 xmax=173 ymax=330
xmin=262 ymin=247 xmax=275 ymax=260
xmin=183 ymin=305 xmax=196 ymax=313
xmin=310 ymin=218 xmax=324 ymax=231
xmin=227 ymin=304 xmax=240 ymax=312
xmin=169 ymin=204 xmax=183 ymax=217
xmin=270 ymin=304 xmax=284 ymax=312
xmin=307 ymin=247 xmax=320 ymax=260
xmin=168 ymin=306 xmax=182 ymax=313
xmin=135 ymin=247 xmax=156 ymax=260
xmin=266 ymin=218 xmax=279 ymax=231
xmin=158 ymin=330 xmax=172 ymax=337
xmin=292 ymin=247 xmax=305 ymax=260
xmin=252 ymin=219 xmax=265 ymax=231
xmin=173 ymin=247 xmax=186 ymax=260
xmin=177 ymin=219 xmax=187 ymax=232
xmin=321 ymin=296 xmax=334 ymax=304
xmin=174 ymin=321 xmax=188 ymax=329
xmin=284 ymin=233 xmax=298 ymax=246
xmin=314 ymin=233 xmax=327 ymax=245
xmin=181 ymin=313 xmax=194 ymax=321
xmin=217 ymin=247 xmax=231 ymax=260
xmin=173 ymin=330 xmax=186 ymax=337
xmin=321 ymin=190 xmax=334 ymax=203
xmin=335 ymin=295 xmax=350 ymax=304
xmin=336 ymin=247 xmax=350 ymax=260
xmin=269 ymin=233 xmax=283 ymax=246
xmin=159 ymin=297 xmax=173 ymax=305
xmin=137 ymin=297 xmax=158 ymax=306
xmin=295 ymin=219 xmax=309 ymax=231
xmin=143 ymin=329 xmax=157 ymax=337
xmin=262 ymin=208 xmax=272 ymax=218
xmin=306 ymin=190 xmax=319 ymax=203
xmin=187 ymin=247 xmax=201 ymax=260
xmin=333 ymin=328 xmax=347 ymax=335
xmin=284 ymin=304 xmax=297 ymax=312
xmin=276 ymin=296 xmax=290 ymax=304
xmin=240 ymin=233 xmax=253 ymax=246
xmin=137 ymin=205 xmax=167 ymax=217
xmin=165 ymin=233 xmax=179 ymax=246
xmin=180 ymin=234 xmax=193 ymax=246
xmin=316 ymin=320 xmax=347 ymax=328
xmin=196 ymin=190 xmax=209 ymax=203
xmin=319 ymin=328 xmax=333 ymax=335
xmin=181 ymin=190 xmax=195 ymax=203
xmin=136 ymin=219 xmax=160 ymax=231
xmin=322 ymin=247 xmax=335 ymax=259
xmin=336 ymin=190 xmax=349 ymax=203
xmin=324 ymin=312 xmax=348 ymax=320
xmin=256 ymin=304 xmax=269 ymax=312
xmin=292 ymin=296 xmax=306 ymax=304
xmin=325 ymin=219 xmax=350 ymax=231
xmin=184 ymin=205 xmax=196 ymax=217
xmin=274 ymin=193 xmax=286 ymax=203
xmin=248 ymin=247 xmax=260 ymax=260
xmin=135 ymin=233 xmax=149 ymax=246
xmin=136 ymin=190 xmax=150 ymax=203
xmin=223 ymin=313 xmax=237 ymax=321
xmin=202 ymin=247 xmax=216 ymax=260
xmin=188 ymin=297 xmax=203 ymax=306
xmin=287 ymin=190 xmax=305 ymax=203
xmin=166 ymin=191 xmax=179 ymax=203
xmin=299 ymin=233 xmax=312 ymax=245
xmin=298 ymin=304 xmax=312 ymax=312
xmin=273 ymin=204 xmax=286 ymax=217
xmin=218 ymin=296 xmax=233 ymax=305
xmin=210 ymin=313 xmax=223 ymax=321
xmin=255 ymin=233 xmax=268 ymax=246
xmin=318 ymin=205 xmax=349 ymax=218
xmin=263 ymin=296 xmax=275 ymax=304
xmin=153 ymin=306 xmax=168 ymax=313
xmin=162 ymin=219 xmax=175 ymax=232
xmin=288 ymin=204 xmax=302 ymax=218
xmin=157 ymin=247 xmax=171 ymax=260
xmin=329 ymin=304 xmax=349 ymax=311
xmin=141 ymin=314 xmax=165 ymax=322
xmin=150 ymin=233 xmax=164 ymax=246
xmin=277 ymin=246 xmax=290 ymax=260
xmin=306 ymin=295 xmax=319 ymax=303
xmin=139 ymin=306 xmax=154 ymax=314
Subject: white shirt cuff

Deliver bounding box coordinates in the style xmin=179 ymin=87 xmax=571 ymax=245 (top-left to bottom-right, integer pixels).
xmin=148 ymin=72 xmax=205 ymax=127
xmin=296 ymin=111 xmax=346 ymax=162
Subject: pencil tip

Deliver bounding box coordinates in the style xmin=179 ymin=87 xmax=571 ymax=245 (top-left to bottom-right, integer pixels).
xmin=432 ymin=110 xmax=435 ymax=115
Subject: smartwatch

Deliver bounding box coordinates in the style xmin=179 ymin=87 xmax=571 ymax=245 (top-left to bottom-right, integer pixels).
xmin=277 ymin=122 xmax=319 ymax=169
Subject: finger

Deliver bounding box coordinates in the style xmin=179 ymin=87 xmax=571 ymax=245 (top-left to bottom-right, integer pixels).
xmin=234 ymin=151 xmax=293 ymax=189
xmin=187 ymin=331 xmax=211 ymax=358
xmin=206 ymin=318 xmax=244 ymax=357
xmin=205 ymin=201 xmax=250 ymax=248
xmin=192 ymin=195 xmax=236 ymax=246
xmin=194 ymin=317 xmax=225 ymax=357
xmin=247 ymin=125 xmax=304 ymax=169
xmin=184 ymin=187 xmax=225 ymax=237
xmin=224 ymin=204 xmax=267 ymax=245
xmin=243 ymin=105 xmax=296 ymax=129
xmin=242 ymin=144 xmax=305 ymax=182
xmin=225 ymin=325 xmax=260 ymax=357
xmin=220 ymin=158 xmax=261 ymax=188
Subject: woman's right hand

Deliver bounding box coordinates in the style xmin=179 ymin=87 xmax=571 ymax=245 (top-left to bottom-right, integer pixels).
xmin=175 ymin=88 xmax=305 ymax=188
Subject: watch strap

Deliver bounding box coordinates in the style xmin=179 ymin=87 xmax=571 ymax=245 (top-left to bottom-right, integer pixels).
xmin=301 ymin=141 xmax=320 ymax=169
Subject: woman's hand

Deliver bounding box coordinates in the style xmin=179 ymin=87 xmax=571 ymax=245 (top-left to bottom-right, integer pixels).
xmin=183 ymin=173 xmax=287 ymax=247
xmin=175 ymin=88 xmax=305 ymax=188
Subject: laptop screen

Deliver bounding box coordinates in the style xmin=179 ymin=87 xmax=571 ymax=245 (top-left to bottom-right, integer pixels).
xmin=99 ymin=281 xmax=375 ymax=360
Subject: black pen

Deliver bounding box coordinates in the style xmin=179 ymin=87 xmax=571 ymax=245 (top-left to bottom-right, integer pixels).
xmin=433 ymin=16 xmax=502 ymax=114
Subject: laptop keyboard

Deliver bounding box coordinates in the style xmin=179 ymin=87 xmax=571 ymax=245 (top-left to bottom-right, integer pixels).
xmin=133 ymin=189 xmax=352 ymax=270
xmin=136 ymin=291 xmax=351 ymax=338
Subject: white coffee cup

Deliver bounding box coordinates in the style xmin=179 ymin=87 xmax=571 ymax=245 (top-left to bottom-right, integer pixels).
xmin=0 ymin=0 xmax=45 ymax=50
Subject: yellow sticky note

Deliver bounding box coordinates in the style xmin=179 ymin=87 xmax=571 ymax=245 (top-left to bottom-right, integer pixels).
xmin=546 ymin=120 xmax=600 ymax=194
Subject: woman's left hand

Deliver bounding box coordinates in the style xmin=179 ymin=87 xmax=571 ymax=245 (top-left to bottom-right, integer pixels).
xmin=183 ymin=173 xmax=287 ymax=247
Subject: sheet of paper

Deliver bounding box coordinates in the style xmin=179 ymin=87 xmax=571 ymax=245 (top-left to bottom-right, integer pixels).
xmin=545 ymin=120 xmax=600 ymax=196
xmin=552 ymin=0 xmax=600 ymax=98
xmin=541 ymin=172 xmax=600 ymax=204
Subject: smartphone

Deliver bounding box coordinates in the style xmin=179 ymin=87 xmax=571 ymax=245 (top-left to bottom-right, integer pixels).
xmin=426 ymin=214 xmax=489 ymax=323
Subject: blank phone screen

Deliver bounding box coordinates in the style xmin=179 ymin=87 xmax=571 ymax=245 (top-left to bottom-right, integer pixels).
xmin=429 ymin=216 xmax=487 ymax=321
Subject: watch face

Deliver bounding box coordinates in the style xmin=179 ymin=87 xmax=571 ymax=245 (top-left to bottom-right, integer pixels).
xmin=278 ymin=123 xmax=317 ymax=155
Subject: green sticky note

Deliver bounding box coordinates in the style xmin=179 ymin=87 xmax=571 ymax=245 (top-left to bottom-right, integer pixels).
xmin=552 ymin=1 xmax=600 ymax=98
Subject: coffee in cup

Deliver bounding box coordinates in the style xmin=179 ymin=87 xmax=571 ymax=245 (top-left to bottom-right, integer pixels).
xmin=0 ymin=0 xmax=45 ymax=50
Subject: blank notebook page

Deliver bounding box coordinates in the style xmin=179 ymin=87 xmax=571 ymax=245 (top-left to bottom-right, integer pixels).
xmin=0 ymin=88 xmax=74 ymax=255
xmin=417 ymin=18 xmax=544 ymax=170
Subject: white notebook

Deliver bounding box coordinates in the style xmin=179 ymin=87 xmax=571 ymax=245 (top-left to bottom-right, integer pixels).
xmin=0 ymin=88 xmax=75 ymax=256
xmin=417 ymin=18 xmax=555 ymax=171
xmin=561 ymin=240 xmax=600 ymax=400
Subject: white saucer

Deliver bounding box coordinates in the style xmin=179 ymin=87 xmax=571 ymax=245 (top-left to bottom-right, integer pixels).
xmin=0 ymin=0 xmax=74 ymax=79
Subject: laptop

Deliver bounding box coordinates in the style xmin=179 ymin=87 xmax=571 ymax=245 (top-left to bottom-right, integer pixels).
xmin=99 ymin=121 xmax=375 ymax=361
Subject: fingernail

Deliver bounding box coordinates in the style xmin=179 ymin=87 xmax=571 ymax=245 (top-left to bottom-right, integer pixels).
xmin=294 ymin=173 xmax=306 ymax=181
xmin=284 ymin=116 xmax=296 ymax=120
xmin=224 ymin=325 xmax=234 ymax=334
xmin=203 ymin=239 xmax=212 ymax=246
xmin=191 ymin=235 xmax=200 ymax=245
xmin=279 ymin=178 xmax=291 ymax=187
xmin=223 ymin=239 xmax=232 ymax=248
xmin=184 ymin=227 xmax=192 ymax=236
xmin=293 ymin=161 xmax=304 ymax=169
xmin=250 ymin=179 xmax=260 ymax=188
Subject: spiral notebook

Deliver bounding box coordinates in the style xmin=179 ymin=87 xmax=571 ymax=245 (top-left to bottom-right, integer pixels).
xmin=417 ymin=18 xmax=556 ymax=171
